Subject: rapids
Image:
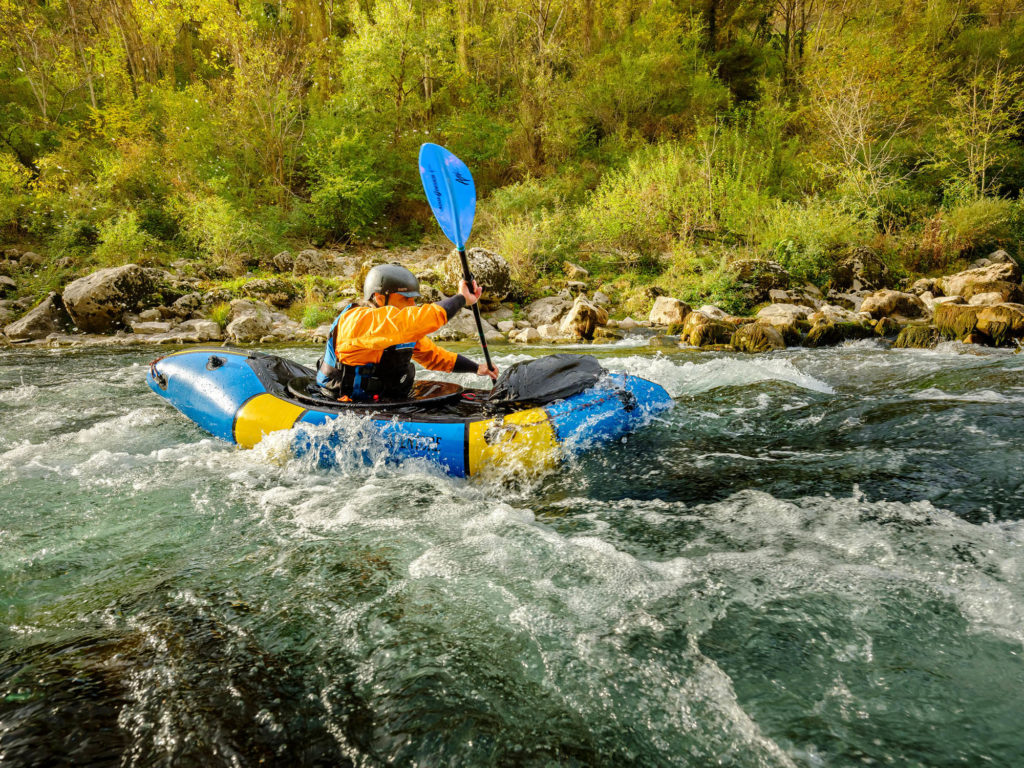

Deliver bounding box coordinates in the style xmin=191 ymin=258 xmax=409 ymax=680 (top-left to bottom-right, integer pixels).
xmin=1 ymin=340 xmax=1022 ymax=766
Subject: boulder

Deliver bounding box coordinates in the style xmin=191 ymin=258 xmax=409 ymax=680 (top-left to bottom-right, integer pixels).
xmin=909 ymin=278 xmax=939 ymax=296
xmin=593 ymin=291 xmax=611 ymax=306
xmin=938 ymin=261 xmax=1022 ymax=298
xmin=131 ymin=321 xmax=173 ymax=335
xmin=270 ymin=250 xmax=294 ymax=273
xmin=697 ymin=305 xmax=731 ymax=321
xmin=18 ymin=251 xmax=43 ymax=270
xmin=976 ymin=303 xmax=1024 ymax=345
xmin=969 ymin=249 xmax=1017 ymax=269
xmin=62 ymin=264 xmax=154 ymax=333
xmin=934 ymin=303 xmax=982 ymax=340
xmin=648 ymin=296 xmax=690 ymax=326
xmin=859 ymin=290 xmax=928 ymax=320
xmin=497 ymin=320 xmax=516 ymax=333
xmin=593 ymin=327 xmax=623 ymax=340
xmin=443 ymin=247 xmax=512 ymax=302
xmin=0 ymin=275 xmax=15 ymax=296
xmin=831 ymin=246 xmax=891 ymax=291
xmin=431 ymin=308 xmax=499 ymax=342
xmin=808 ymin=304 xmax=861 ymax=325
xmin=757 ymin=303 xmax=812 ymax=326
xmin=731 ymin=322 xmax=785 ymax=353
xmin=3 ymin=293 xmax=72 ymax=340
xmin=226 ymin=300 xmax=273 ymax=342
xmin=689 ymin=320 xmax=735 ymax=347
xmin=804 ymin=320 xmax=874 ymax=348
xmin=524 ymin=296 xmax=572 ymax=327
xmin=893 ymin=324 xmax=939 ymax=349
xmin=293 ymin=249 xmax=331 ymax=277
xmin=173 ymin=319 xmax=223 ymax=342
xmin=536 ymin=323 xmax=563 ymax=341
xmin=242 ymin=278 xmax=298 ymax=307
xmin=171 ymin=292 xmax=203 ymax=319
xmin=962 ymin=280 xmax=1023 ymax=305
xmin=618 ymin=317 xmax=638 ymax=331
xmin=511 ymin=327 xmax=541 ymax=344
xmin=731 ymin=259 xmax=790 ymax=301
xmin=563 ymin=261 xmax=589 ymax=280
xmin=419 ymin=284 xmax=443 ymax=303
xmin=874 ymin=317 xmax=902 ymax=337
xmin=560 ymin=296 xmax=601 ymax=340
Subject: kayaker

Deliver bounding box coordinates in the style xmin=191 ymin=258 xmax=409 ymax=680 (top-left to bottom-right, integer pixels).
xmin=316 ymin=264 xmax=499 ymax=401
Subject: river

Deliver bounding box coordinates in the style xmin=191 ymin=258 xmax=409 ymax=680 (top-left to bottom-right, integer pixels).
xmin=1 ymin=340 xmax=1022 ymax=766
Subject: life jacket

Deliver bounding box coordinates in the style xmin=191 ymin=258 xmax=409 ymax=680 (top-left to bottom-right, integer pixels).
xmin=316 ymin=303 xmax=417 ymax=400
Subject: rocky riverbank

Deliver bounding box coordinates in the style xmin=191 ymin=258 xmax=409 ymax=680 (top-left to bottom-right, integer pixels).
xmin=1 ymin=244 xmax=1022 ymax=353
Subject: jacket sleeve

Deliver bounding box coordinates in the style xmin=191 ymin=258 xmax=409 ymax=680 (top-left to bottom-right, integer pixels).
xmin=334 ymin=303 xmax=450 ymax=358
xmin=412 ymin=335 xmax=459 ymax=372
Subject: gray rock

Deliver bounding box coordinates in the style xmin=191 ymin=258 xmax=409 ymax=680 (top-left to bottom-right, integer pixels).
xmin=524 ymin=296 xmax=572 ymax=327
xmin=293 ymin=249 xmax=331 ymax=277
xmin=566 ymin=280 xmax=587 ymax=293
xmin=731 ymin=259 xmax=790 ymax=301
xmin=174 ymin=319 xmax=223 ymax=342
xmin=62 ymin=264 xmax=154 ymax=333
xmin=860 ymin=290 xmax=929 ymax=320
xmin=484 ymin=306 xmax=515 ymax=322
xmin=536 ymin=323 xmax=564 ymax=340
xmin=431 ymin=308 xmax=498 ymax=342
xmin=831 ymin=246 xmax=891 ymax=291
xmin=4 ymin=293 xmax=72 ymax=340
xmin=511 ymin=327 xmax=541 ymax=344
xmin=226 ymin=299 xmax=273 ymax=342
xmin=938 ymin=261 xmax=1021 ymax=297
xmin=419 ymin=284 xmax=443 ymax=303
xmin=18 ymin=251 xmax=43 ymax=270
xmin=171 ymin=292 xmax=203 ymax=318
xmin=131 ymin=321 xmax=173 ymax=334
xmin=138 ymin=308 xmax=162 ymax=322
xmin=756 ymin=303 xmax=811 ymax=324
xmin=271 ymin=250 xmax=294 ymax=273
xmin=593 ymin=291 xmax=611 ymax=306
xmin=0 ymin=275 xmax=15 ymax=296
xmin=497 ymin=320 xmax=516 ymax=333
xmin=443 ymin=247 xmax=512 ymax=302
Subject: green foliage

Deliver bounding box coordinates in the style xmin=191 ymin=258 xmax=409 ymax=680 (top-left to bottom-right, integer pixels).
xmin=301 ymin=303 xmax=336 ymax=329
xmin=174 ymin=192 xmax=265 ymax=272
xmin=208 ymin=302 xmax=231 ymax=330
xmin=941 ymin=197 xmax=1018 ymax=259
xmin=757 ymin=200 xmax=872 ymax=284
xmin=92 ymin=211 xmax=160 ymax=266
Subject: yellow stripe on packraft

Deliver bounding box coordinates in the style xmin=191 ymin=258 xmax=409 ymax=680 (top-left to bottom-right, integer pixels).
xmin=466 ymin=407 xmax=559 ymax=477
xmin=234 ymin=394 xmax=306 ymax=448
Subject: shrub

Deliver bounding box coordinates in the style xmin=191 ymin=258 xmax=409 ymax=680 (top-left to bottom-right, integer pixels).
xmin=92 ymin=211 xmax=160 ymax=266
xmin=175 ymin=192 xmax=266 ymax=272
xmin=942 ymin=197 xmax=1016 ymax=258
xmin=208 ymin=302 xmax=231 ymax=329
xmin=756 ymin=200 xmax=871 ymax=284
xmin=301 ymin=303 xmax=336 ymax=328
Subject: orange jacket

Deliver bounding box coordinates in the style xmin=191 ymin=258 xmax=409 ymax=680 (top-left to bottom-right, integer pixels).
xmin=331 ymin=303 xmax=459 ymax=372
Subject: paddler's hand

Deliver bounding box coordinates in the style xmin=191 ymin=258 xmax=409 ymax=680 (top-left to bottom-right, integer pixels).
xmin=478 ymin=362 xmax=499 ymax=381
xmin=459 ymin=279 xmax=482 ymax=306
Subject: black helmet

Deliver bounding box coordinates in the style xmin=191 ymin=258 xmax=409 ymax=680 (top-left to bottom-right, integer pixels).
xmin=363 ymin=264 xmax=420 ymax=301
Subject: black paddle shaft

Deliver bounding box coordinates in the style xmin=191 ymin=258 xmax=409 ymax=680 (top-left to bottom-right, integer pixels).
xmin=458 ymin=248 xmax=495 ymax=376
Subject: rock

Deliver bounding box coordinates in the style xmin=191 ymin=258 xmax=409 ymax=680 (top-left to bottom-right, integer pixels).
xmin=757 ymin=303 xmax=812 ymax=325
xmin=831 ymin=246 xmax=891 ymax=291
xmin=893 ymin=324 xmax=939 ymax=349
xmin=938 ymin=261 xmax=1022 ymax=298
xmin=649 ymin=296 xmax=691 ymax=326
xmin=418 ymin=284 xmax=443 ymax=303
xmin=131 ymin=321 xmax=173 ymax=334
xmin=859 ymin=290 xmax=928 ymax=320
xmin=808 ymin=304 xmax=860 ymax=325
xmin=497 ymin=320 xmax=516 ymax=333
xmin=4 ymin=293 xmax=72 ymax=340
xmin=0 ymin=275 xmax=15 ymax=296
xmin=731 ymin=322 xmax=786 ymax=353
xmin=512 ymin=327 xmax=541 ymax=344
xmin=962 ymin=280 xmax=1023 ymax=305
xmin=874 ymin=317 xmax=902 ymax=337
xmin=909 ymin=278 xmax=938 ymax=296
xmin=443 ymin=247 xmax=512 ymax=302
xmin=804 ymin=320 xmax=874 ymax=348
xmin=560 ymin=297 xmax=601 ymax=340
xmin=18 ymin=251 xmax=43 ymax=270
xmin=732 ymin=259 xmax=790 ymax=302
xmin=61 ymin=264 xmax=154 ymax=333
xmin=138 ymin=308 xmax=162 ymax=322
xmin=934 ymin=303 xmax=982 ymax=340
xmin=524 ymin=296 xmax=572 ymax=327
xmin=515 ymin=320 xmax=531 ymax=329
xmin=643 ymin=286 xmax=666 ymax=300
xmin=563 ymin=261 xmax=589 ymax=280
xmin=170 ymin=292 xmax=203 ymax=319
xmin=431 ymin=308 xmax=498 ymax=342
xmin=242 ymin=278 xmax=298 ymax=307
xmin=202 ymin=288 xmax=233 ymax=306
xmin=270 ymin=250 xmax=294 ymax=273
xmin=174 ymin=319 xmax=223 ymax=342
xmin=484 ymin=306 xmax=515 ymax=323
xmin=593 ymin=291 xmax=611 ymax=306
xmin=689 ymin=320 xmax=735 ymax=347
xmin=618 ymin=317 xmax=638 ymax=331
xmin=535 ymin=323 xmax=564 ymax=340
xmin=970 ymin=249 xmax=1016 ymax=269
xmin=825 ymin=290 xmax=863 ymax=312
xmin=593 ymin=327 xmax=623 ymax=340
xmin=225 ymin=300 xmax=273 ymax=342
xmin=697 ymin=305 xmax=731 ymax=321
xmin=976 ymin=303 xmax=1024 ymax=345
xmin=293 ymin=249 xmax=331 ymax=277
xmin=565 ymin=280 xmax=587 ymax=293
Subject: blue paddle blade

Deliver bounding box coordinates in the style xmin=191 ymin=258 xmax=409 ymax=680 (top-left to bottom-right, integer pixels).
xmin=419 ymin=143 xmax=476 ymax=249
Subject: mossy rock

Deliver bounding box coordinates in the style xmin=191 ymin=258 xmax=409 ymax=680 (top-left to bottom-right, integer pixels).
xmin=689 ymin=320 xmax=734 ymax=347
xmin=648 ymin=334 xmax=679 ymax=347
xmin=874 ymin=317 xmax=901 ymax=337
xmin=804 ymin=321 xmax=844 ymax=348
xmin=731 ymin=322 xmax=786 ymax=353
xmin=976 ymin=304 xmax=1024 ymax=345
xmin=893 ymin=324 xmax=939 ymax=349
xmin=934 ymin=303 xmax=982 ymax=340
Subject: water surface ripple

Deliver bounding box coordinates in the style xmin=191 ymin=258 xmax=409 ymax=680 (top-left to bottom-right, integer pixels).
xmin=1 ymin=342 xmax=1022 ymax=766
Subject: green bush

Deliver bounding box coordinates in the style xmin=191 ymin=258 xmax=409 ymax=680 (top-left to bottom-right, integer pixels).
xmin=756 ymin=200 xmax=871 ymax=284
xmin=92 ymin=211 xmax=160 ymax=266
xmin=301 ymin=303 xmax=336 ymax=328
xmin=941 ymin=197 xmax=1017 ymax=259
xmin=175 ymin=192 xmax=265 ymax=271
xmin=208 ymin=302 xmax=231 ymax=329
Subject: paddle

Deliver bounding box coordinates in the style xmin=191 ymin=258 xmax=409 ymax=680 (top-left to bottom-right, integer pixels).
xmin=418 ymin=143 xmax=495 ymax=379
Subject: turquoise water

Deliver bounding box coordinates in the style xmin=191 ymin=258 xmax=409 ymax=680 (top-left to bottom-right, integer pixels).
xmin=1 ymin=341 xmax=1023 ymax=766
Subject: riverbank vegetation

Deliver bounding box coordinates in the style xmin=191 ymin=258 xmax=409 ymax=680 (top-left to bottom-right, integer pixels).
xmin=3 ymin=0 xmax=1024 ymax=312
